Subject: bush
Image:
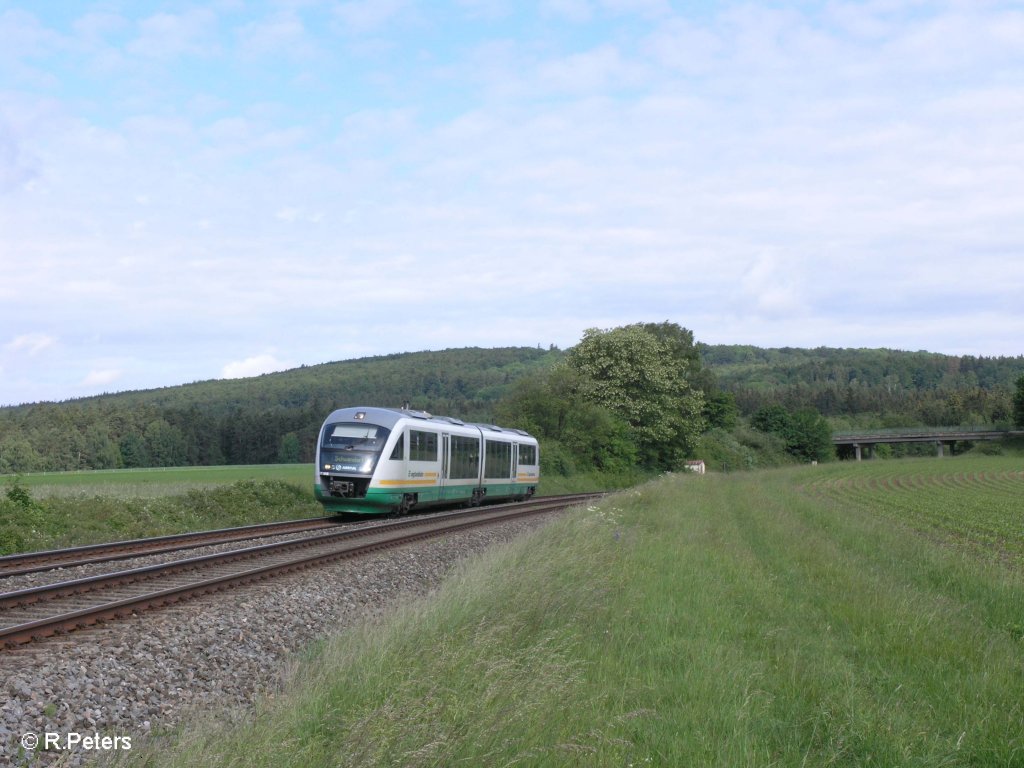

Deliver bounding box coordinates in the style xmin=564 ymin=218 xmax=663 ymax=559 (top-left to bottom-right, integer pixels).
xmin=695 ymin=426 xmax=793 ymax=471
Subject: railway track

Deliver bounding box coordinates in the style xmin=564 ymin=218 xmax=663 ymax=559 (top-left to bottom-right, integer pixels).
xmin=0 ymin=494 xmax=598 ymax=648
xmin=0 ymin=516 xmax=346 ymax=578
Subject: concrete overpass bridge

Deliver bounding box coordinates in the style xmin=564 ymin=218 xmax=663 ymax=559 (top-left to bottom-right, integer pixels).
xmin=832 ymin=427 xmax=1024 ymax=460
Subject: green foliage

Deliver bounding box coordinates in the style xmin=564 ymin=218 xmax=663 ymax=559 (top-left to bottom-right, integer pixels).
xmin=976 ymin=440 xmax=1004 ymax=456
xmin=0 ymin=347 xmax=557 ymax=473
xmin=123 ymin=459 xmax=1024 ymax=768
xmin=565 ymin=323 xmax=706 ymax=469
xmin=752 ymin=405 xmax=833 ymax=462
xmin=0 ymin=478 xmax=320 ymax=555
xmin=751 ymin=403 xmax=791 ymax=434
xmin=703 ymin=390 xmax=738 ymax=429
xmin=494 ymin=364 xmax=638 ymax=475
xmin=1014 ymin=374 xmax=1024 ymax=427
xmin=695 ymin=426 xmax=791 ymax=471
xmin=4 ymin=476 xmax=36 ymax=508
xmin=704 ymin=344 xmax=1024 ymax=425
xmin=0 ymin=436 xmax=42 ymax=473
xmin=277 ymin=432 xmax=301 ymax=463
xmin=1 ymin=476 xmax=44 ymax=555
xmin=2 ymin=341 xmax=1019 ymax=476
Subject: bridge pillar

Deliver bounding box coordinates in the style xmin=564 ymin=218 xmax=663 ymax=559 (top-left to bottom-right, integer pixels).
xmin=853 ymin=443 xmax=862 ymax=461
xmin=936 ymin=441 xmax=945 ymax=458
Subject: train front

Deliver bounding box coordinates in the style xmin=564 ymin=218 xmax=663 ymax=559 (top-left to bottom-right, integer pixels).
xmin=314 ymin=409 xmax=395 ymax=514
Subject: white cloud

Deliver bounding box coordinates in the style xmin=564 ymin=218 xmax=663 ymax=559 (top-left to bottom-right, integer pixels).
xmin=599 ymin=0 xmax=672 ymax=20
xmin=535 ymin=45 xmax=641 ymax=93
xmin=0 ymin=0 xmax=1022 ymax=406
xmin=333 ymin=0 xmax=408 ymax=35
xmin=236 ymin=11 xmax=310 ymax=58
xmin=221 ymin=354 xmax=295 ymax=379
xmin=0 ymin=8 xmax=64 ymax=60
xmin=6 ymin=333 xmax=57 ymax=355
xmin=81 ymin=368 xmax=123 ymax=387
xmin=126 ymin=9 xmax=219 ymax=59
xmin=541 ymin=0 xmax=592 ymax=23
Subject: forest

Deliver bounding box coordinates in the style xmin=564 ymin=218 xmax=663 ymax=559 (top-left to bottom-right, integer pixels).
xmin=1 ymin=331 xmax=1022 ymax=475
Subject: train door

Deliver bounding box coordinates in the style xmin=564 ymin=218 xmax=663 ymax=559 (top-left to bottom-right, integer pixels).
xmin=441 ymin=433 xmax=450 ymax=490
xmin=511 ymin=443 xmax=518 ymax=481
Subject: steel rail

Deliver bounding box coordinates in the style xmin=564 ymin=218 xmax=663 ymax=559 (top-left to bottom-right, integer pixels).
xmin=0 ymin=493 xmax=600 ymax=648
xmin=0 ymin=516 xmax=346 ymax=578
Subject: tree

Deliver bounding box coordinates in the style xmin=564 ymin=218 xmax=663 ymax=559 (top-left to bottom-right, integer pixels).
xmin=786 ymin=408 xmax=834 ymax=462
xmin=277 ymin=432 xmax=301 ymax=463
xmin=0 ymin=437 xmax=42 ymax=474
xmin=494 ymin=365 xmax=637 ymax=474
xmin=565 ymin=323 xmax=706 ymax=469
xmin=704 ymin=391 xmax=739 ymax=430
xmin=752 ymin=404 xmax=791 ymax=435
xmin=752 ymin=404 xmax=832 ymax=462
xmin=83 ymin=425 xmax=122 ymax=469
xmin=144 ymin=419 xmax=187 ymax=467
xmin=1014 ymin=374 xmax=1024 ymax=428
xmin=119 ymin=433 xmax=150 ymax=468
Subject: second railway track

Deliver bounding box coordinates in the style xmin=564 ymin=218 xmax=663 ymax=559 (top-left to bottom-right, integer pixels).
xmin=0 ymin=515 xmax=347 ymax=578
xmin=0 ymin=494 xmax=599 ymax=649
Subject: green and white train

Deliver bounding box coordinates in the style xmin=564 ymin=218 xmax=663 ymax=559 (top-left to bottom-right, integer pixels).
xmin=314 ymin=406 xmax=540 ymax=515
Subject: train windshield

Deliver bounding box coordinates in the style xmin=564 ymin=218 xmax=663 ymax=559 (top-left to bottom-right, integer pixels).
xmin=320 ymin=422 xmax=392 ymax=476
xmin=322 ymin=423 xmax=391 ymax=450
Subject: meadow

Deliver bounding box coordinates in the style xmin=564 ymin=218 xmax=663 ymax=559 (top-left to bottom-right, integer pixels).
xmin=11 ymin=464 xmax=314 ymax=497
xmin=0 ymin=464 xmax=615 ymax=555
xmin=116 ymin=454 xmax=1024 ymax=767
xmin=0 ymin=466 xmax=322 ymax=555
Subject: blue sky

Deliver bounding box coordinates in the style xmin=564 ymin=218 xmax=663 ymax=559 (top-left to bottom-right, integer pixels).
xmin=2 ymin=0 xmax=1023 ymax=406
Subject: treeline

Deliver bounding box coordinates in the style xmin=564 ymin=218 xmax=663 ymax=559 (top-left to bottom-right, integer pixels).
xmin=705 ymin=345 xmax=1024 ymax=427
xmin=2 ymin=338 xmax=1022 ymax=475
xmin=0 ymin=348 xmax=555 ymax=473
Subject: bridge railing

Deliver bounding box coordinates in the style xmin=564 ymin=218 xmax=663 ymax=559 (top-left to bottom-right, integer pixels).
xmin=834 ymin=425 xmax=1003 ymax=437
xmin=832 ymin=425 xmax=1019 ymax=442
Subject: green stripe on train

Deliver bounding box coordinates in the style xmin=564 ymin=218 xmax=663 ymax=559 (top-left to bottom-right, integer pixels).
xmin=314 ymin=482 xmax=534 ymax=515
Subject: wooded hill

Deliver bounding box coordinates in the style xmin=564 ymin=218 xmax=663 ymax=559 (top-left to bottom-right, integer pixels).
xmin=1 ymin=344 xmax=1021 ymax=474
xmin=705 ymin=345 xmax=1024 ymax=427
xmin=0 ymin=347 xmax=556 ymax=472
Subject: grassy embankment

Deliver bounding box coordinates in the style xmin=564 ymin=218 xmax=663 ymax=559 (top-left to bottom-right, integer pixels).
xmin=0 ymin=465 xmax=321 ymax=555
xmin=118 ymin=455 xmax=1023 ymax=767
xmin=0 ymin=464 xmax=625 ymax=555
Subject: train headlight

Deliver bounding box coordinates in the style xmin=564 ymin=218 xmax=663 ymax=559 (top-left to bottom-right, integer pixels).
xmin=359 ymin=458 xmax=375 ymax=473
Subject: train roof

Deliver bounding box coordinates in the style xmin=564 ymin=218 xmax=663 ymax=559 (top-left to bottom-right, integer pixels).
xmin=321 ymin=406 xmax=536 ymax=440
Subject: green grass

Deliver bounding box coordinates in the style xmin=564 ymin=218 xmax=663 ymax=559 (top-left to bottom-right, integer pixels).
xmin=116 ymin=455 xmax=1024 ymax=767
xmin=0 ymin=473 xmax=323 ymax=555
xmin=13 ymin=463 xmax=314 ymax=498
xmin=0 ymin=464 xmax=617 ymax=556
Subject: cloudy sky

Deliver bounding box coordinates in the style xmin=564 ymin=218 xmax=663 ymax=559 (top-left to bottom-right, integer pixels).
xmin=1 ymin=0 xmax=1022 ymax=406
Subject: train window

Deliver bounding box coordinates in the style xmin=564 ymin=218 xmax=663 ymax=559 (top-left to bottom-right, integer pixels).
xmin=450 ymin=435 xmax=479 ymax=479
xmin=484 ymin=440 xmax=512 ymax=478
xmin=409 ymin=430 xmax=438 ymax=462
xmin=389 ymin=433 xmax=405 ymax=460
xmin=519 ymin=444 xmax=537 ymax=465
xmin=323 ymin=423 xmax=390 ymax=449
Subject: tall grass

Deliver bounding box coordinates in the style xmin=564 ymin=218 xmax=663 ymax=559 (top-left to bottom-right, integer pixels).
xmin=0 ymin=462 xmax=617 ymax=556
xmin=0 ymin=479 xmax=323 ymax=555
xmin=13 ymin=464 xmax=314 ymax=498
xmin=119 ymin=457 xmax=1024 ymax=767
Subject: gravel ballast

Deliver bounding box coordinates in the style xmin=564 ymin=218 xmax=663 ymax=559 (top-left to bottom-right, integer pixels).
xmin=0 ymin=515 xmax=551 ymax=766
